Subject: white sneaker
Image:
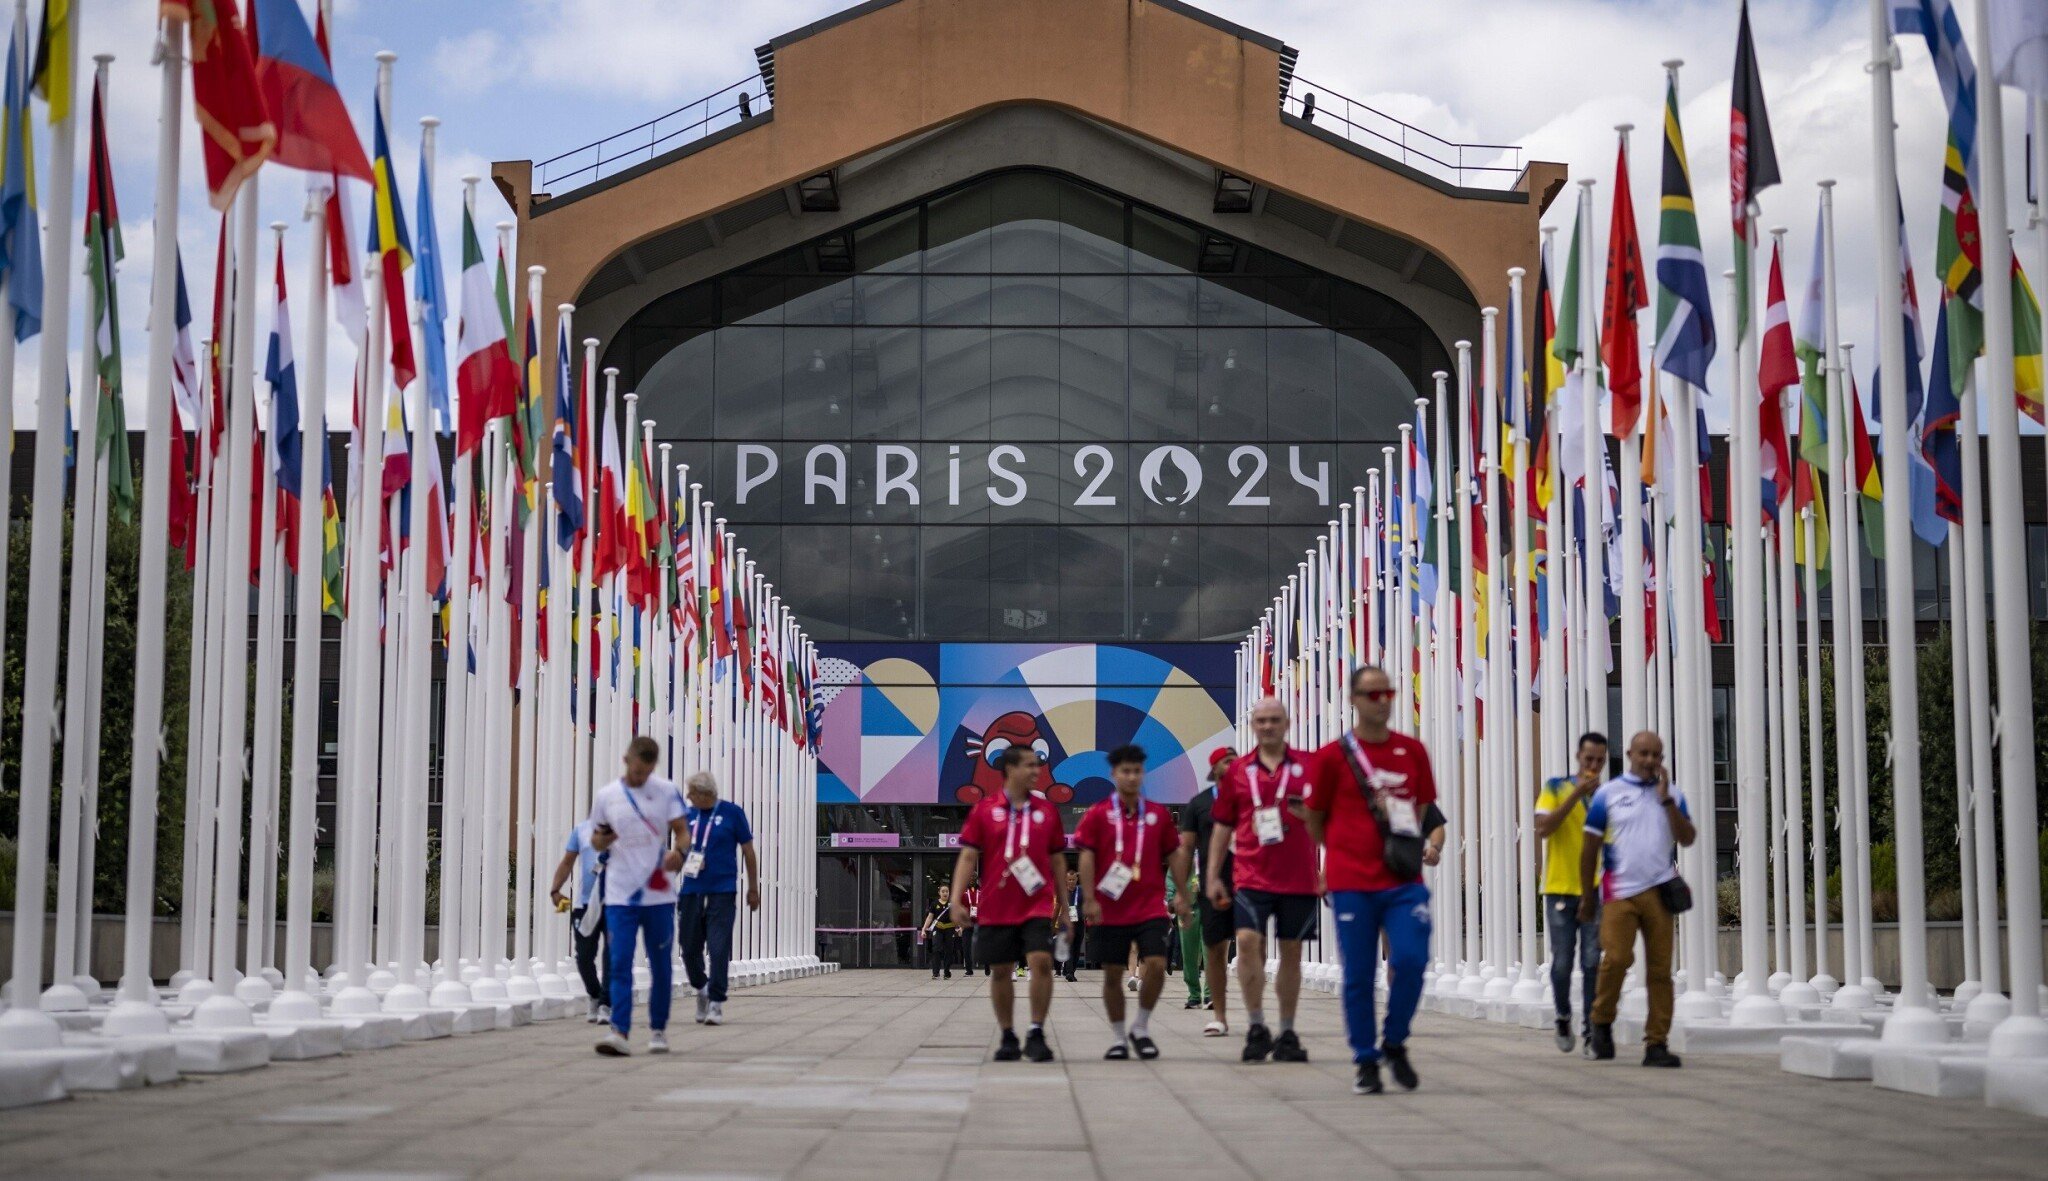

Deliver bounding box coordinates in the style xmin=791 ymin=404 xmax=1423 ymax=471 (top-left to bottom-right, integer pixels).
xmin=706 ymin=1001 xmax=725 ymax=1026
xmin=1125 ymin=976 xmax=1139 ymax=992
xmin=595 ymin=1031 xmax=631 ymax=1057
xmin=649 ymin=1030 xmax=670 ymax=1054
xmin=598 ymin=1004 xmax=611 ymax=1023
xmin=586 ymin=999 xmax=604 ymax=1023
xmin=695 ymin=988 xmax=712 ymax=1024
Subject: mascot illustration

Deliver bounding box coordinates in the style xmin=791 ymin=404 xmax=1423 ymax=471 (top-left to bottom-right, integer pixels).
xmin=953 ymin=711 xmax=1074 ymax=805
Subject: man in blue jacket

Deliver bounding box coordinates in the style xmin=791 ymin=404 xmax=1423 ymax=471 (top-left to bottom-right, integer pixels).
xmin=677 ymin=771 xmax=761 ymax=1026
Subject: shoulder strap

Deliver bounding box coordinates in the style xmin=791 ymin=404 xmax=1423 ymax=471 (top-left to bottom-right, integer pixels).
xmin=1339 ymin=733 xmax=1394 ymax=841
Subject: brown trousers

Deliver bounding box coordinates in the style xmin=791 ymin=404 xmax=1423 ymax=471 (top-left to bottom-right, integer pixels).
xmin=1588 ymin=886 xmax=1675 ymax=1046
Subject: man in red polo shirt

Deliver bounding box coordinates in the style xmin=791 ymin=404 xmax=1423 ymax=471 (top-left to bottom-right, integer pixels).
xmin=1077 ymin=744 xmax=1191 ymax=1060
xmin=1305 ymin=666 xmax=1447 ymax=1096
xmin=1205 ymin=697 xmax=1319 ymax=1064
xmin=950 ymin=744 xmax=1069 ymax=1062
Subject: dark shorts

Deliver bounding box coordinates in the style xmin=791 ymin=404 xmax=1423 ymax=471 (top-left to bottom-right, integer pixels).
xmin=1087 ymin=917 xmax=1173 ymax=966
xmin=1233 ymin=887 xmax=1320 ymax=942
xmin=1200 ymin=896 xmax=1236 ymax=947
xmin=976 ymin=918 xmax=1054 ymax=966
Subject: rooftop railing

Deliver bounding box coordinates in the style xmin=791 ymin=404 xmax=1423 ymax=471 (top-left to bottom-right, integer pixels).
xmin=535 ymin=74 xmax=772 ymax=196
xmin=1281 ymin=77 xmax=1523 ymax=191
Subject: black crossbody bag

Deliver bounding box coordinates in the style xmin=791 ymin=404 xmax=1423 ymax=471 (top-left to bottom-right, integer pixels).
xmin=1339 ymin=733 xmax=1425 ymax=881
xmin=1657 ymin=874 xmax=1694 ymax=915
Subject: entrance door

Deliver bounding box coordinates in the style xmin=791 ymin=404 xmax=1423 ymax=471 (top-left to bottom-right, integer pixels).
xmin=816 ymin=852 xmax=952 ymax=968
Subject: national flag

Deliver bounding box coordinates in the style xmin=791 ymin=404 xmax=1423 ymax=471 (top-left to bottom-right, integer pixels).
xmin=416 ymin=417 xmax=450 ymax=601
xmin=180 ymin=0 xmax=275 ymax=210
xmin=1985 ymin=0 xmax=2048 ymax=98
xmin=311 ymin=0 xmax=363 ymax=343
xmin=412 ymin=145 xmax=451 ymax=435
xmin=1848 ymin=372 xmax=1886 ymax=558
xmin=550 ymin=315 xmax=584 ymax=548
xmin=84 ymin=70 xmax=132 ymax=523
xmin=1532 ymin=245 xmax=1562 ymax=514
xmin=1554 ymin=200 xmax=1592 ymax=487
xmin=1601 ymin=136 xmax=1647 ymax=435
xmin=320 ymin=437 xmax=344 ymax=617
xmin=1871 ymin=189 xmax=1947 ymax=549
xmin=1410 ymin=401 xmax=1437 ymax=607
xmin=1794 ymin=205 xmax=1829 ymax=470
xmin=1730 ymin=0 xmax=1781 ymax=343
xmin=1654 ymin=74 xmax=1716 ymax=394
xmin=252 ymin=0 xmax=368 ymax=181
xmin=366 ymin=89 xmax=416 ymax=390
xmin=593 ymin=384 xmax=626 ymax=580
xmin=455 ymin=199 xmax=517 ymax=456
xmin=266 ymin=239 xmax=301 ymax=567
xmin=1 ymin=5 xmax=41 ymax=342
xmin=2017 ymin=260 xmax=2045 ymax=425
xmin=1923 ymin=299 xmax=1964 ymax=524
xmin=1896 ymin=0 xmax=1986 ymax=393
xmin=207 ymin=213 xmax=230 ymax=458
xmin=29 ymin=0 xmax=68 ymax=125
xmin=1793 ymin=458 xmax=1831 ymax=578
xmin=1757 ymin=241 xmax=1797 ymax=518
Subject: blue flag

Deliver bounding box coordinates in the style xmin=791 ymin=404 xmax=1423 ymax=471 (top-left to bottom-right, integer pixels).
xmin=413 ymin=149 xmax=451 ymax=434
xmin=0 ymin=7 xmax=41 ymax=342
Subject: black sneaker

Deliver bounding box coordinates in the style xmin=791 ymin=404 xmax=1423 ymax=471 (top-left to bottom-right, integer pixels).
xmin=1383 ymin=1043 xmax=1418 ymax=1091
xmin=1352 ymin=1061 xmax=1383 ymax=1094
xmin=931 ymin=971 xmax=940 ymax=979
xmin=1183 ymin=996 xmax=1204 ymax=1009
xmin=1063 ymin=972 xmax=1077 ymax=983
xmin=1642 ymin=1043 xmax=1682 ymax=1068
xmin=993 ymin=1030 xmax=1022 ymax=1061
xmin=1024 ymin=1028 xmax=1055 ymax=1062
xmin=1129 ymin=1034 xmax=1159 ymax=1060
xmin=1271 ymin=1029 xmax=1309 ymax=1062
xmin=1554 ymin=1018 xmax=1574 ymax=1053
xmin=1242 ymin=1023 xmax=1274 ymax=1063
xmin=1589 ymin=1023 xmax=1616 ymax=1060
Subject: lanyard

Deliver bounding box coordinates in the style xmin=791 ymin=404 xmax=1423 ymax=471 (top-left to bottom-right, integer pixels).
xmin=620 ymin=783 xmax=664 ymax=840
xmin=1111 ymin=800 xmax=1145 ymax=865
xmin=1002 ymin=797 xmax=1032 ymax=863
xmin=1342 ymin=733 xmax=1382 ymax=797
xmin=1247 ymin=756 xmax=1295 ymax=811
xmin=689 ymin=807 xmax=715 ymax=852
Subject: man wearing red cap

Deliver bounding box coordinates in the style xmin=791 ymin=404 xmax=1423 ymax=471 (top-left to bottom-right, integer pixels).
xmin=1207 ymin=698 xmax=1320 ymax=1063
xmin=1180 ymin=744 xmax=1237 ymax=1034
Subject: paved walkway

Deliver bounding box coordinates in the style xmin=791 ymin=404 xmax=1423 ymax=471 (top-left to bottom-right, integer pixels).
xmin=2 ymin=970 xmax=2043 ymax=1180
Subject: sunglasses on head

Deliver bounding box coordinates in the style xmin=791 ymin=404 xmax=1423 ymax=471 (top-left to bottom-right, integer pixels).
xmin=1353 ymin=688 xmax=1395 ymax=702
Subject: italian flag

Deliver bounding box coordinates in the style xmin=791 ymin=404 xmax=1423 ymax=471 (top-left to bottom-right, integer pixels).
xmin=455 ymin=201 xmax=518 ymax=456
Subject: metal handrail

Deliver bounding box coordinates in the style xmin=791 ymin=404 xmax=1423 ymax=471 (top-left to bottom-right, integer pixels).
xmin=1282 ymin=76 xmax=1523 ymax=190
xmin=536 ymin=74 xmax=772 ymax=194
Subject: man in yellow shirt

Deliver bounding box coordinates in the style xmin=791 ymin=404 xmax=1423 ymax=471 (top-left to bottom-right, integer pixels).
xmin=1534 ymin=732 xmax=1608 ymax=1055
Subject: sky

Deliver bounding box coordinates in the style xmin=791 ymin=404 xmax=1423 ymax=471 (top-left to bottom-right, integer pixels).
xmin=37 ymin=0 xmax=2048 ymax=437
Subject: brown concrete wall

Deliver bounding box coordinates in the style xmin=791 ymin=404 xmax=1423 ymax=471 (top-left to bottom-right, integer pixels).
xmin=496 ymin=0 xmax=1565 ymax=371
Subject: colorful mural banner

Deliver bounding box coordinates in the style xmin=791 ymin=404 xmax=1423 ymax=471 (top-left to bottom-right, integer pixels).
xmin=814 ymin=643 xmax=1235 ymax=806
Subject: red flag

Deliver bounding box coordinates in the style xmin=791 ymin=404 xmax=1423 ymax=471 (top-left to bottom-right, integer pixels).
xmin=169 ymin=426 xmax=197 ymax=561
xmin=1757 ymin=242 xmax=1797 ymax=517
xmin=180 ymin=0 xmax=275 ymax=211
xmin=1600 ymin=138 xmax=1647 ymax=435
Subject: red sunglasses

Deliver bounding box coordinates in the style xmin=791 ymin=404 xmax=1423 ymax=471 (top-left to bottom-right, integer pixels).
xmin=1353 ymin=688 xmax=1396 ymax=702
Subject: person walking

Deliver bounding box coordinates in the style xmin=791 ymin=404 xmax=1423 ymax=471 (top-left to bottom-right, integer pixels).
xmin=1535 ymin=732 xmax=1608 ymax=1053
xmin=949 ymin=744 xmax=1069 ymax=1062
xmin=957 ymin=883 xmax=981 ymax=977
xmin=1076 ymin=745 xmax=1191 ymax=1060
xmin=587 ymin=736 xmax=689 ymax=1057
xmin=924 ymin=885 xmax=960 ymax=978
xmin=1181 ymin=746 xmax=1236 ymax=1036
xmin=1058 ymin=869 xmax=1084 ymax=981
xmin=1173 ymin=862 xmax=1206 ymax=1010
xmin=675 ymin=771 xmax=760 ymax=1027
xmin=1304 ymin=667 xmax=1447 ymax=1095
xmin=1208 ymin=700 xmax=1319 ymax=1063
xmin=1582 ymin=731 xmax=1694 ymax=1068
xmin=549 ymin=817 xmax=609 ymax=1023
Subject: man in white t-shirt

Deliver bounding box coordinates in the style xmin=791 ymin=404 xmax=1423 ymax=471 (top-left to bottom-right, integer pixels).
xmin=587 ymin=736 xmax=688 ymax=1057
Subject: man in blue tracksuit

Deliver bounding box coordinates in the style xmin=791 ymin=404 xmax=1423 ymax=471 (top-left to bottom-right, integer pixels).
xmin=676 ymin=770 xmax=760 ymax=1026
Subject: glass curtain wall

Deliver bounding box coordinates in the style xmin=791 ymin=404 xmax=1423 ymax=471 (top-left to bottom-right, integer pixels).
xmin=614 ymin=169 xmax=1453 ymax=643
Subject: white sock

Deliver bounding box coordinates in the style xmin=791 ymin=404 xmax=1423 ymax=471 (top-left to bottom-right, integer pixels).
xmin=1249 ymin=1009 xmax=1265 ymax=1027
xmin=1110 ymin=1019 xmax=1127 ymax=1040
xmin=1280 ymin=1015 xmax=1294 ymax=1034
xmin=1132 ymin=1008 xmax=1152 ymax=1037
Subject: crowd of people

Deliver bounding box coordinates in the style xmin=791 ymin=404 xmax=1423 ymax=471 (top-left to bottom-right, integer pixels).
xmin=559 ymin=664 xmax=1697 ymax=1092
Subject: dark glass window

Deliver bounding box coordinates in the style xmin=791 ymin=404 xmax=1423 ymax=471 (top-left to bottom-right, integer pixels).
xmin=613 ymin=168 xmax=1452 ymax=642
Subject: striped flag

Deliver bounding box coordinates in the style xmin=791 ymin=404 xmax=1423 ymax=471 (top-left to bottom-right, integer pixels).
xmin=1532 ymin=245 xmax=1561 ymax=515
xmin=2017 ymin=261 xmax=2044 ymax=424
xmin=1729 ymin=0 xmax=1781 ymax=344
xmin=310 ymin=5 xmax=363 ymax=344
xmin=266 ymin=239 xmax=301 ymax=568
xmin=1757 ymin=242 xmax=1797 ymax=518
xmin=1 ymin=4 xmax=40 ymax=342
xmin=1794 ymin=204 xmax=1829 ymax=470
xmin=366 ymin=89 xmax=416 ymax=390
xmin=455 ymin=200 xmax=517 ymax=456
xmin=85 ymin=70 xmax=133 ymax=523
xmin=1894 ymin=0 xmax=1985 ymax=391
xmin=550 ymin=315 xmax=584 ymax=548
xmin=1654 ymin=73 xmax=1716 ymax=392
xmin=30 ymin=0 xmax=69 ymax=124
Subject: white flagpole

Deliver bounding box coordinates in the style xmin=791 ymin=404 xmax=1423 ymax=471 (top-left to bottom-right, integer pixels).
xmin=1479 ymin=306 xmax=1511 ymax=994
xmin=0 ymin=0 xmax=80 ymax=1046
xmin=509 ymin=430 xmax=542 ymax=997
xmin=1970 ymin=0 xmax=2048 ymax=1056
xmin=1614 ymin=128 xmax=1647 ymax=744
xmin=1508 ymin=267 xmax=1543 ymax=1002
xmin=1453 ymin=341 xmax=1482 ymax=994
xmin=1817 ymin=184 xmax=1872 ymax=1009
xmin=1775 ymin=368 xmax=1814 ymax=1005
xmin=1801 ymin=502 xmax=1835 ymax=997
xmin=1865 ymin=0 xmax=1939 ymax=1038
xmin=432 ymin=179 xmax=477 ymax=999
xmin=107 ymin=19 xmax=186 ymax=1033
xmin=1575 ymin=179 xmax=1607 ymax=747
xmin=173 ymin=354 xmax=216 ymax=992
xmin=275 ymin=180 xmax=330 ymax=1020
xmin=1667 ymin=359 xmax=1717 ymax=1019
xmin=1838 ymin=338 xmax=1878 ymax=999
xmin=1761 ymin=475 xmax=1789 ymax=993
xmin=1954 ymin=377 xmax=2003 ymax=1030
xmin=470 ymin=432 xmax=512 ymax=999
xmin=1948 ymin=510 xmax=1981 ymax=1005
